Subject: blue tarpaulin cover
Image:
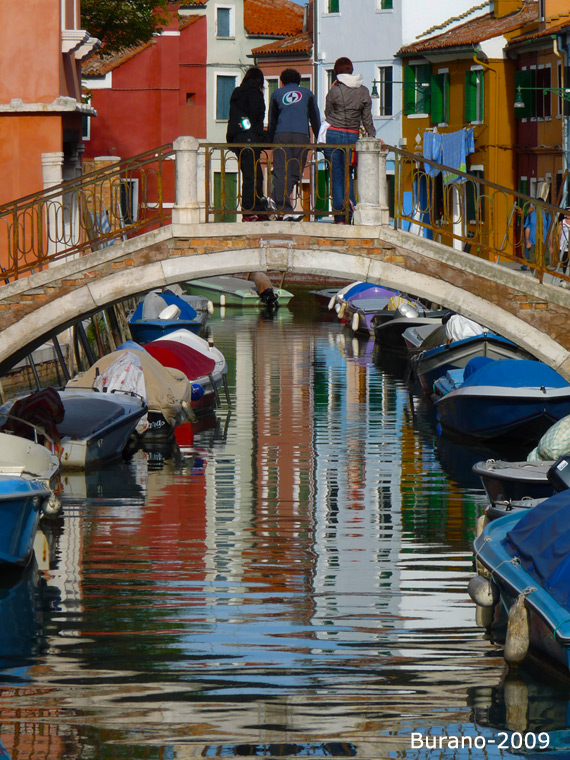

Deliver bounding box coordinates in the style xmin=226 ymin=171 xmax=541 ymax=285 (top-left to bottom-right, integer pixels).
xmin=459 ymin=359 xmax=569 ymax=390
xmin=504 ymin=490 xmax=570 ymax=610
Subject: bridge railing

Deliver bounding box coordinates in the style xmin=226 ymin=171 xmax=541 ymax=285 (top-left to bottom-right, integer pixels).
xmin=0 ymin=144 xmax=174 ymax=281
xmin=387 ymin=144 xmax=569 ymax=286
xmin=1 ymin=136 xmax=568 ymax=288
xmin=202 ymin=142 xmax=352 ymax=223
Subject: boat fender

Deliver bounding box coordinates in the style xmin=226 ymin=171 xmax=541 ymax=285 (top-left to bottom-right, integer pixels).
xmin=475 ymin=512 xmax=489 ymax=537
xmin=191 ymin=383 xmax=205 ymax=401
xmin=207 ymin=300 xmax=215 ymax=315
xmin=220 ymin=294 xmax=226 ymax=307
xmin=504 ymin=676 xmax=529 ymax=734
xmin=159 ymin=304 xmax=181 ymax=320
xmin=328 ymin=295 xmax=336 ymax=310
xmin=351 ymin=312 xmax=359 ymax=333
xmin=468 ymin=574 xmax=498 ymax=607
xmin=181 ymin=400 xmax=197 ymax=423
xmin=43 ymin=492 xmax=62 ymax=518
xmin=338 ymin=303 xmax=346 ymax=319
xmin=475 ymin=604 xmax=494 ymax=628
xmin=504 ymin=593 xmax=530 ymax=665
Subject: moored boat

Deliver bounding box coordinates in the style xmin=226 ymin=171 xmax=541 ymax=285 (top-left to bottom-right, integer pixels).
xmin=128 ymin=288 xmax=212 ymax=343
xmin=145 ymin=329 xmax=229 ymax=416
xmin=0 ymin=475 xmax=54 ymax=565
xmin=185 ymin=275 xmax=293 ymax=308
xmin=433 ymin=359 xmax=570 ymax=443
xmin=410 ymin=315 xmax=532 ymax=397
xmin=66 ymin=347 xmax=194 ymax=441
xmin=470 ymin=491 xmax=570 ymax=671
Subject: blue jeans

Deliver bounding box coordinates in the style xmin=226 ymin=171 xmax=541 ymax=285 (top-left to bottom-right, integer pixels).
xmin=325 ymin=128 xmax=359 ymax=222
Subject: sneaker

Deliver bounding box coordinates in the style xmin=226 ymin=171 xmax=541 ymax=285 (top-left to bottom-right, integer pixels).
xmin=265 ymin=197 xmax=277 ymax=212
xmin=520 ymin=264 xmax=529 ymax=271
xmin=283 ymin=213 xmax=304 ymax=222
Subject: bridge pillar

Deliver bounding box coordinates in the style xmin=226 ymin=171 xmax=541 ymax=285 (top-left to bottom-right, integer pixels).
xmin=354 ymin=138 xmax=389 ymax=226
xmin=172 ymin=136 xmax=200 ymax=224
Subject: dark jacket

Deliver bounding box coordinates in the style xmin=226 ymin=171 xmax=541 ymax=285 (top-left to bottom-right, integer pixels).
xmin=226 ymin=80 xmax=266 ymax=144
xmin=267 ymin=83 xmax=321 ymax=142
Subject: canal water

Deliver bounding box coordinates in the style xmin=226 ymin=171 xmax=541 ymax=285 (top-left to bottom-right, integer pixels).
xmin=1 ymin=294 xmax=570 ymax=760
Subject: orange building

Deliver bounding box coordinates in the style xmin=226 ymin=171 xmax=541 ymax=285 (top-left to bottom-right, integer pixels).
xmin=0 ymin=0 xmax=99 ymax=206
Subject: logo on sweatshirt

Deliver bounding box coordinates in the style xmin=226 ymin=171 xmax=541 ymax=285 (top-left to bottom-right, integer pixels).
xmin=282 ymin=91 xmax=302 ymax=106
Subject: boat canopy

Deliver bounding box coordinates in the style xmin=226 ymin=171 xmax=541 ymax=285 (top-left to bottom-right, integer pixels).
xmin=461 ymin=359 xmax=569 ymax=390
xmin=504 ymin=490 xmax=570 ymax=610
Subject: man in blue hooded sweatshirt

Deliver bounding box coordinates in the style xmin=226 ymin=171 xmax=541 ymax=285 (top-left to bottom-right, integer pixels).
xmin=268 ymin=69 xmax=320 ymax=221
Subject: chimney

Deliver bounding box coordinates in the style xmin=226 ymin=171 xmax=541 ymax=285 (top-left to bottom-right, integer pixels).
xmin=493 ymin=0 xmax=524 ymax=18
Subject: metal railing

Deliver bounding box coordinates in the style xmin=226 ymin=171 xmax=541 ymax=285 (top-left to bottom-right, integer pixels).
xmin=388 ymin=145 xmax=569 ymax=286
xmin=0 ymin=144 xmax=174 ymax=281
xmin=1 ymin=137 xmax=568 ymax=289
xmin=203 ymin=142 xmax=352 ymax=223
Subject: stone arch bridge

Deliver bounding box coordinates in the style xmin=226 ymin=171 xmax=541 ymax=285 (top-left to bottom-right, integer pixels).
xmin=1 ymin=219 xmax=570 ymax=378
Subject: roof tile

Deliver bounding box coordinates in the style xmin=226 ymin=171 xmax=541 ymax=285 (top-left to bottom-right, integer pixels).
xmin=398 ymin=2 xmax=538 ymax=54
xmin=252 ymin=31 xmax=312 ymax=55
xmin=244 ymin=0 xmax=304 ymax=37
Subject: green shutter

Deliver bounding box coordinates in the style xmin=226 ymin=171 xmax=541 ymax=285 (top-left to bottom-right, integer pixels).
xmin=214 ymin=172 xmax=237 ymax=222
xmin=514 ymin=69 xmax=535 ymax=119
xmin=464 ymin=70 xmax=477 ymax=122
xmin=417 ymin=64 xmax=431 ymax=113
xmin=328 ymin=0 xmax=339 ymax=11
xmin=381 ymin=0 xmax=393 ymax=8
xmin=430 ymin=73 xmax=444 ymax=124
xmin=478 ymin=71 xmax=485 ymax=122
xmin=403 ymin=65 xmax=416 ymax=115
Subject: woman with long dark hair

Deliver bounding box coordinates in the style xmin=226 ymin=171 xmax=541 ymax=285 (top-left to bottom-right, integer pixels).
xmin=226 ymin=67 xmax=269 ymax=221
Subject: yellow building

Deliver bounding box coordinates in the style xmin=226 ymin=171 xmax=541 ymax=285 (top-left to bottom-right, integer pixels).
xmin=396 ymin=0 xmax=539 ymax=257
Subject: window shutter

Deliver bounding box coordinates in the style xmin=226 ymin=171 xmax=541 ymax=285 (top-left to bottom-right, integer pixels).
xmin=464 ymin=70 xmax=477 ymax=122
xmin=403 ymin=65 xmax=416 ymax=115
xmin=328 ymin=0 xmax=339 ymax=12
xmin=430 ymin=73 xmax=444 ymax=124
xmin=417 ymin=64 xmax=431 ymax=113
xmin=514 ymin=70 xmax=535 ymax=119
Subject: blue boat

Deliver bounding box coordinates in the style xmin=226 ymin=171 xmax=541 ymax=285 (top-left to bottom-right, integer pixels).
xmin=471 ymin=491 xmax=570 ymax=672
xmin=128 ymin=289 xmax=211 ymax=344
xmin=0 ymin=475 xmax=53 ymax=566
xmin=410 ymin=316 xmax=531 ymax=396
xmin=434 ymin=358 xmax=570 ymax=443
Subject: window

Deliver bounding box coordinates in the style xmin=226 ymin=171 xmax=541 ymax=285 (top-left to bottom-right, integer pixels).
xmin=378 ymin=0 xmax=393 ymax=8
xmin=216 ymin=6 xmax=234 ymax=38
xmin=267 ymin=77 xmax=279 ymax=101
xmin=536 ymin=66 xmax=551 ymax=119
xmin=515 ymin=67 xmax=553 ymax=120
xmin=403 ymin=63 xmax=431 ymax=115
xmin=465 ymin=68 xmax=484 ymax=123
xmin=120 ymin=179 xmax=139 ymax=225
xmin=82 ymin=113 xmax=90 ymax=140
xmin=327 ymin=0 xmax=339 ymax=13
xmin=430 ymin=70 xmax=449 ymax=124
xmin=326 ymin=69 xmax=335 ymax=90
xmin=375 ymin=66 xmax=393 ymax=117
xmin=216 ymin=74 xmax=237 ymax=120
xmin=300 ymin=76 xmax=311 ymax=90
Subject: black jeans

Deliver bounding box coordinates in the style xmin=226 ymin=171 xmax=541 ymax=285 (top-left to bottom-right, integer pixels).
xmin=233 ymin=143 xmax=266 ymax=214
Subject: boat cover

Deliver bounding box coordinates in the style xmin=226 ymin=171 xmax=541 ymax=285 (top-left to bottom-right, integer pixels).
xmin=504 ymin=490 xmax=570 ymax=610
xmin=460 ymin=359 xmax=569 ymax=390
xmin=1 ymin=387 xmax=64 ymax=444
xmin=66 ymin=349 xmax=191 ymax=428
xmin=133 ymin=291 xmax=197 ymax=321
xmin=145 ymin=340 xmax=216 ymax=381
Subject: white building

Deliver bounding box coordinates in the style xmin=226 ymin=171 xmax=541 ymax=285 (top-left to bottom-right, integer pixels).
xmin=313 ymin=0 xmax=488 ymax=147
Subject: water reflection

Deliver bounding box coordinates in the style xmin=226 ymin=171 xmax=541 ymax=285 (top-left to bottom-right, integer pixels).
xmin=1 ymin=306 xmax=569 ymax=758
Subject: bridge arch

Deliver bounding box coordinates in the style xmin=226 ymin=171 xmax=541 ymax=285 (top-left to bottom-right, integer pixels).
xmin=1 ymin=223 xmax=570 ymax=378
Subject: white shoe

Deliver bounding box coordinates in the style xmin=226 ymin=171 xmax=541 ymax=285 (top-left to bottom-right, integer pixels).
xmin=283 ymin=213 xmax=303 ymax=222
xmin=265 ymin=197 xmax=277 ymax=212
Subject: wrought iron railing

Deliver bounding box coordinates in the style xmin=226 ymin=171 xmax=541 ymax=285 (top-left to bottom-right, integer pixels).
xmin=388 ymin=145 xmax=570 ymax=286
xmin=1 ymin=137 xmax=568 ymax=289
xmin=0 ymin=144 xmax=174 ymax=281
xmin=203 ymin=142 xmax=351 ymax=223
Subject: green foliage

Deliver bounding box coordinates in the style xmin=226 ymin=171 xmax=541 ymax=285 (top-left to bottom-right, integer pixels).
xmin=81 ymin=0 xmax=177 ymax=53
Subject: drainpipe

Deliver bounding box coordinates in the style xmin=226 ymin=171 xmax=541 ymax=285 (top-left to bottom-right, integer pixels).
xmin=472 ymin=53 xmax=499 ymax=186
xmin=553 ymin=33 xmax=568 ymax=204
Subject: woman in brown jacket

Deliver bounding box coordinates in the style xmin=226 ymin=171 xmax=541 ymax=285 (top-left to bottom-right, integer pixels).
xmin=324 ymin=57 xmax=376 ymax=224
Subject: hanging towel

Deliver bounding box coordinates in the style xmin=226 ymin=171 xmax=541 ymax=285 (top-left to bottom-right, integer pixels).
xmin=423 ymin=132 xmax=443 ymax=177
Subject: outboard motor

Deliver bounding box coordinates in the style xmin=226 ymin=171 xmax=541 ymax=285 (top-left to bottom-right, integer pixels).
xmin=253 ymin=272 xmax=279 ymax=309
xmin=547 ymin=455 xmax=570 ymax=492
xmin=396 ymin=302 xmax=420 ymax=319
